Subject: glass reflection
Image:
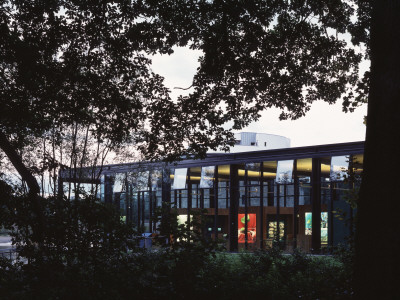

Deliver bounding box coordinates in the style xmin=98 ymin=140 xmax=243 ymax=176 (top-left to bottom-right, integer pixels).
xmin=173 ymin=168 xmax=187 ymax=190
xmin=150 ymin=169 xmax=162 ymax=191
xmin=199 ymin=166 xmax=215 ymax=188
xmin=113 ymin=173 xmax=126 ymax=193
xmin=276 ymin=160 xmax=294 ymax=184
xmin=246 ymin=163 xmax=261 ymax=207
xmin=136 ymin=171 xmax=150 ymax=191
xmin=330 ymin=156 xmax=349 ymax=181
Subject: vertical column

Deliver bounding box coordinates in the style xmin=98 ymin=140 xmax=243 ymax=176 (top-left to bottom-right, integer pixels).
xmin=200 ymin=189 xmax=204 ymax=209
xmin=161 ymin=168 xmax=171 ymax=244
xmin=196 ymin=185 xmax=199 ymax=208
xmin=137 ymin=191 xmax=141 ymax=230
xmin=114 ymin=193 xmax=120 ymax=212
xmin=57 ymin=172 xmax=64 ymax=199
xmin=283 ymin=183 xmax=287 ymax=207
xmin=244 ymin=165 xmax=248 ymax=250
xmin=153 ymin=191 xmax=158 ymax=232
xmin=276 ymin=183 xmax=281 ymax=244
xmin=260 ymin=163 xmax=264 ymax=249
xmin=141 ymin=191 xmax=145 ymax=229
xmin=104 ymin=174 xmax=113 ymax=204
xmin=293 ymin=161 xmax=299 ymax=249
xmin=267 ymin=179 xmax=274 ymax=206
xmin=149 ymin=173 xmax=153 ymax=233
xmin=187 ymin=170 xmax=192 ymax=230
xmin=129 ymin=184 xmax=133 ymax=223
xmin=125 ymin=175 xmax=130 ymax=224
xmin=161 ymin=168 xmax=171 ymax=204
xmin=214 ymin=166 xmax=219 ymax=241
xmin=329 ymin=182 xmax=335 ymax=248
xmin=226 ymin=183 xmax=229 ymax=208
xmin=311 ymin=157 xmax=322 ymax=253
xmin=229 ymin=164 xmax=239 ymax=252
xmin=141 ymin=191 xmax=146 ymax=230
xmin=348 ymin=154 xmax=354 ymax=238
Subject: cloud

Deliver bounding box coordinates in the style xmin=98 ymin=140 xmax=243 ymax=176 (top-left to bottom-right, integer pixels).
xmin=240 ymin=102 xmax=367 ymax=147
xmin=150 ymin=46 xmax=202 ymax=100
xmin=150 ymin=46 xmax=367 ymax=147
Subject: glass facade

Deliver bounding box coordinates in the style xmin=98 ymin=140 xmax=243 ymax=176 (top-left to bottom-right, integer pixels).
xmin=61 ymin=142 xmax=364 ymax=253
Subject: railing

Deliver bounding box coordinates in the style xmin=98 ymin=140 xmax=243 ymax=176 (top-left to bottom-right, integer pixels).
xmin=0 ymin=248 xmax=18 ymax=261
xmin=129 ymin=234 xmax=172 ymax=250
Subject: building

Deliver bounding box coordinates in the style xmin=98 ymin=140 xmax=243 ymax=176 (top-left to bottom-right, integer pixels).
xmin=60 ymin=137 xmax=364 ymax=253
xmin=208 ymin=132 xmax=291 ymax=153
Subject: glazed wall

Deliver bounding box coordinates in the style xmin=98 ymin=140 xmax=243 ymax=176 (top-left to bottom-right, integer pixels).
xmin=99 ymin=153 xmax=363 ymax=253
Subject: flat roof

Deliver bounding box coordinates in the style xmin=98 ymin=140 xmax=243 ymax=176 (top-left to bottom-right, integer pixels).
xmin=67 ymin=141 xmax=364 ymax=176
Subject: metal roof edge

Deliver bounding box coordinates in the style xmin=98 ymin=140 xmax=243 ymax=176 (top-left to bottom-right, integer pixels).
xmin=93 ymin=141 xmax=365 ymax=174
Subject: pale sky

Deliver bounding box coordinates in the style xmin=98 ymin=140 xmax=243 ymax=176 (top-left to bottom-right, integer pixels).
xmin=151 ymin=46 xmax=368 ymax=148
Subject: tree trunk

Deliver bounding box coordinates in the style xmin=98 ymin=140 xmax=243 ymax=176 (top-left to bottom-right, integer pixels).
xmin=0 ymin=131 xmax=44 ymax=248
xmin=0 ymin=131 xmax=40 ymax=195
xmin=355 ymin=1 xmax=400 ymax=299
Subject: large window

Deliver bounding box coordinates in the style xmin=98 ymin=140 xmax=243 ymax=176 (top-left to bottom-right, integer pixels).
xmin=238 ymin=213 xmax=257 ymax=243
xmin=305 ymin=212 xmax=328 ymax=244
xmin=90 ymin=145 xmax=364 ymax=252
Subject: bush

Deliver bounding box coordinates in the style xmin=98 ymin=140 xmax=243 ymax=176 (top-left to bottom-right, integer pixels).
xmin=0 ymin=190 xmax=354 ymax=299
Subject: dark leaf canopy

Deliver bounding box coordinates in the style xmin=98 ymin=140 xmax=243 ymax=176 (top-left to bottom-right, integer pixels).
xmin=139 ymin=0 xmax=370 ymax=159
xmin=1 ymin=0 xmax=171 ymax=146
xmin=0 ymin=0 xmax=370 ymax=160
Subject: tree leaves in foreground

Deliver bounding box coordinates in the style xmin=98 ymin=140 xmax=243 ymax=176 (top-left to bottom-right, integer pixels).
xmin=0 ymin=184 xmax=136 ymax=299
xmin=0 ymin=185 xmax=353 ymax=300
xmin=1 ymin=1 xmax=369 ymax=163
xmin=141 ymin=0 xmax=370 ymax=159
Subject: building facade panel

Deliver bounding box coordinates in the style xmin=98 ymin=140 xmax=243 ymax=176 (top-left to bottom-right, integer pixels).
xmin=61 ymin=141 xmax=364 ymax=253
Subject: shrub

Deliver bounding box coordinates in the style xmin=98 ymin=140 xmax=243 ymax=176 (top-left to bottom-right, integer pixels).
xmin=0 ymin=190 xmax=354 ymax=299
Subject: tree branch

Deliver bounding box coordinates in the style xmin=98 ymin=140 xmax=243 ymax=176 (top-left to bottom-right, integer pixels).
xmin=0 ymin=131 xmax=40 ymax=195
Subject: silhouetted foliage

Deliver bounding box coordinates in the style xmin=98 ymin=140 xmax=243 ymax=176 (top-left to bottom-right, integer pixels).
xmin=1 ymin=0 xmax=370 ymax=166
xmin=2 ymin=1 xmax=400 ymax=299
xmin=0 ymin=188 xmax=137 ymax=299
xmin=0 ymin=185 xmax=354 ymax=299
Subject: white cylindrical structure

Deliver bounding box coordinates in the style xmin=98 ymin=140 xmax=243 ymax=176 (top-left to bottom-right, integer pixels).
xmin=210 ymin=132 xmax=291 ymax=153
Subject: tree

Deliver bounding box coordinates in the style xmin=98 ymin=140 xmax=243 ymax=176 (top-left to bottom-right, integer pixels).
xmin=354 ymin=2 xmax=400 ymax=299
xmin=0 ymin=1 xmax=158 ymax=247
xmin=141 ymin=0 xmax=368 ymax=159
xmin=0 ymin=1 xmax=154 ymax=187
xmin=1 ymin=1 xmax=398 ymax=298
xmin=0 ymin=0 xmax=240 ymax=192
xmin=140 ymin=1 xmax=397 ymax=299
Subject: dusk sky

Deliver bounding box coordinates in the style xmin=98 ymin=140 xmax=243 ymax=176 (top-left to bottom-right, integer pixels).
xmin=151 ymin=46 xmax=368 ymax=148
